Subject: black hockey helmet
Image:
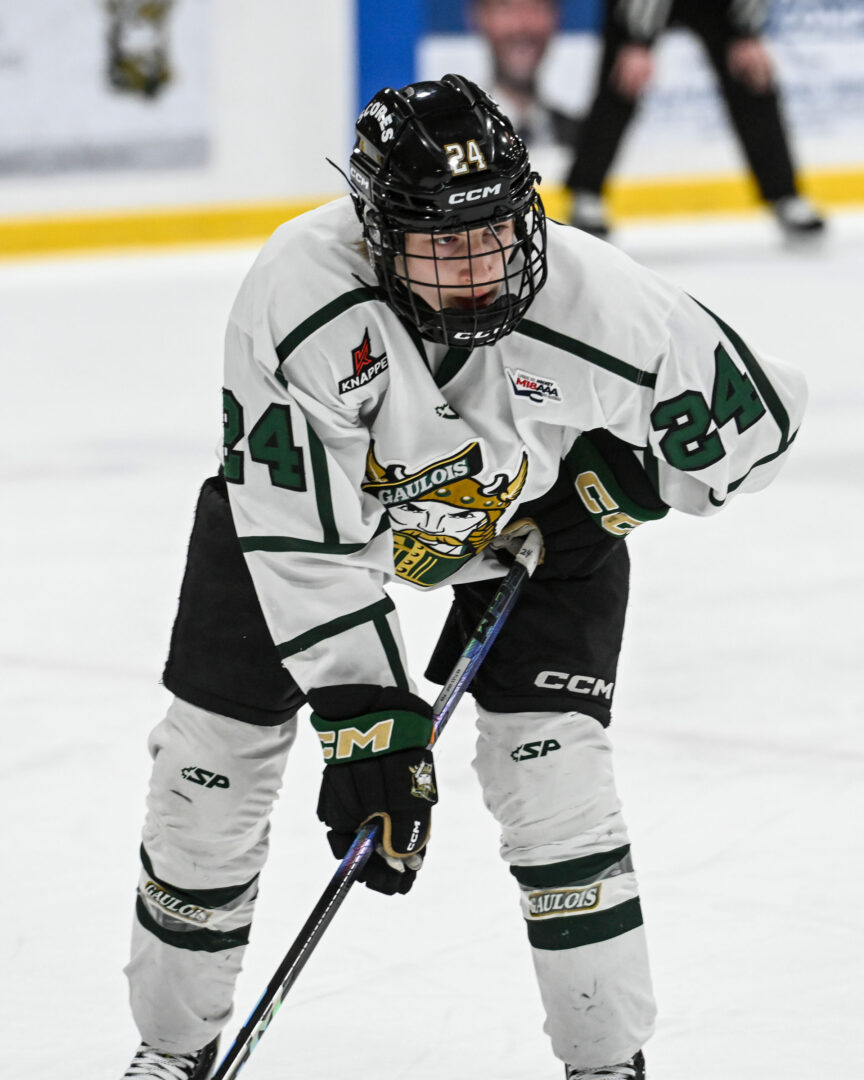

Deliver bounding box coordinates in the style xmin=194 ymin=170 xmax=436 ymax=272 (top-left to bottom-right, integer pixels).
xmin=348 ymin=73 xmax=547 ymax=347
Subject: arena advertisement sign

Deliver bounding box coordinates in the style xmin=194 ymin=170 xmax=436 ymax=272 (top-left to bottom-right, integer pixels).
xmin=0 ymin=0 xmax=210 ymax=177
xmin=602 ymin=0 xmax=864 ymax=180
xmin=357 ymin=0 xmax=864 ymax=190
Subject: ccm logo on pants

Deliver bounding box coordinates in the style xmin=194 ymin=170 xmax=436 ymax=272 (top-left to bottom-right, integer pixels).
xmin=534 ymin=671 xmax=614 ymax=699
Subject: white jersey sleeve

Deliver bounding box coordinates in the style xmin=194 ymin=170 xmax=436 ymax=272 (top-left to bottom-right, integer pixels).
xmin=640 ymin=288 xmax=805 ymax=516
xmin=529 ymin=224 xmax=806 ymax=530
xmin=222 ymin=231 xmax=410 ymax=697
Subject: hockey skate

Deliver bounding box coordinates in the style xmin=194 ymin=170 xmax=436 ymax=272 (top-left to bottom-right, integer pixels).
xmin=564 ymin=1049 xmax=645 ymax=1080
xmin=771 ymin=195 xmax=826 ymax=240
xmin=122 ymin=1038 xmax=219 ymax=1080
xmin=569 ymin=190 xmax=611 ymax=239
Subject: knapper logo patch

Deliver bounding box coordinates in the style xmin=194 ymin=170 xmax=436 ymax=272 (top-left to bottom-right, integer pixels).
xmin=507 ymin=368 xmax=562 ymax=405
xmin=339 ymin=329 xmax=389 ymax=394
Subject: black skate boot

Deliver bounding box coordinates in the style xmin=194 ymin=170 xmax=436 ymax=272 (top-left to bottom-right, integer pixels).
xmin=565 ymin=1049 xmax=645 ymax=1079
xmin=122 ymin=1037 xmax=219 ymax=1080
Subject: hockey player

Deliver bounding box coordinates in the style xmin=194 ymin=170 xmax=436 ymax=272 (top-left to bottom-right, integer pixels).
xmin=121 ymin=75 xmax=806 ymax=1080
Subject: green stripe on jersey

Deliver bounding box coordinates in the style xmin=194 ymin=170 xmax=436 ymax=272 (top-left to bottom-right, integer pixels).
xmin=276 ymin=596 xmax=396 ymax=658
xmin=434 ymin=346 xmax=474 ymax=388
xmin=239 ymin=515 xmax=389 ymax=555
xmin=516 ymin=321 xmax=657 ymax=388
xmin=275 ymin=286 xmax=381 ymax=364
xmin=695 ymin=299 xmax=796 ymax=506
xmin=511 ymin=845 xmax=632 ymax=888
xmin=526 ymin=897 xmax=644 ymax=951
xmin=708 ymin=429 xmax=799 ymax=506
xmin=306 ymin=420 xmax=338 ymax=544
xmin=372 ymin=606 xmax=409 ymax=689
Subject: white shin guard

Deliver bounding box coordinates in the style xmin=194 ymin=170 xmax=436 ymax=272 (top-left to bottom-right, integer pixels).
xmin=125 ymin=698 xmax=297 ymax=1051
xmin=473 ymin=707 xmax=656 ymax=1068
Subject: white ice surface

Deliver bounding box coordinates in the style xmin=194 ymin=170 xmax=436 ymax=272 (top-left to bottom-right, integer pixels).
xmin=1 ymin=210 xmax=862 ymax=1080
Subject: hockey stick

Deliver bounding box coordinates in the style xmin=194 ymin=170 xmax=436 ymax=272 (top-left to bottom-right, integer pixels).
xmin=211 ymin=525 xmax=544 ymax=1080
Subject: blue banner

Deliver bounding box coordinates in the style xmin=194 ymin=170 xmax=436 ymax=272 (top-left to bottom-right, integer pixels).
xmin=356 ymin=0 xmax=601 ymax=112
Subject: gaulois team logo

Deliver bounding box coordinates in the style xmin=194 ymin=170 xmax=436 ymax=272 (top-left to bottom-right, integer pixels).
xmin=362 ymin=441 xmax=528 ymax=587
xmin=142 ymin=880 xmax=212 ymax=925
xmin=527 ymin=885 xmax=601 ymax=918
xmin=409 ymin=760 xmax=437 ymax=802
xmin=338 ymin=328 xmax=389 ymax=394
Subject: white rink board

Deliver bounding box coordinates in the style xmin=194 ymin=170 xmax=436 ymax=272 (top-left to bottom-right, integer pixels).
xmin=0 ymin=0 xmax=211 ymax=174
xmin=0 ymin=0 xmax=353 ymax=215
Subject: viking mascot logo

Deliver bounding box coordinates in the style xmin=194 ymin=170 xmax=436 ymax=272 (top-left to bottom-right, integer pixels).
xmin=362 ymin=441 xmax=528 ymax=587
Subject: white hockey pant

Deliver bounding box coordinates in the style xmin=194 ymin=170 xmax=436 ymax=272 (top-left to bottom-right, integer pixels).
xmin=125 ymin=698 xmax=297 ymax=1052
xmin=474 ymin=707 xmax=656 ymax=1068
xmin=127 ymin=700 xmax=655 ymax=1064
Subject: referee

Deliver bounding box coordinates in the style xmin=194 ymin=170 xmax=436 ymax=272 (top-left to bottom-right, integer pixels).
xmin=566 ymin=0 xmax=825 ymax=240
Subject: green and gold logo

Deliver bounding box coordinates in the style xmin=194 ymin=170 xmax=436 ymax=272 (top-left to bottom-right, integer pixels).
xmin=527 ymin=885 xmax=601 ymax=918
xmin=316 ymin=718 xmax=395 ymax=762
xmin=409 ymin=760 xmax=437 ymax=802
xmin=142 ymin=881 xmax=213 ymax=925
xmin=363 ymin=442 xmax=528 ymax=587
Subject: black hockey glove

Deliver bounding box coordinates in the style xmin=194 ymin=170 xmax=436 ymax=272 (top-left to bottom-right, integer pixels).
xmin=493 ymin=432 xmax=670 ymax=580
xmin=310 ymin=685 xmax=438 ymax=896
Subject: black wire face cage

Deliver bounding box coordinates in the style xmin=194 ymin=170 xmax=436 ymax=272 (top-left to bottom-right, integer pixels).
xmin=367 ymin=191 xmax=547 ymax=348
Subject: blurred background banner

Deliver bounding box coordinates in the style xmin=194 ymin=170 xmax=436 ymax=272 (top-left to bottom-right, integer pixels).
xmin=358 ymin=0 xmax=864 ymax=197
xmin=1 ymin=1 xmax=862 ymax=256
xmin=0 ymin=0 xmax=210 ymax=177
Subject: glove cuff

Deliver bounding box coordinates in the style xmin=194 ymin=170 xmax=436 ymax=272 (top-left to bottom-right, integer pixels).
xmin=311 ymin=709 xmax=434 ymax=763
xmin=565 ymin=430 xmax=669 ymax=537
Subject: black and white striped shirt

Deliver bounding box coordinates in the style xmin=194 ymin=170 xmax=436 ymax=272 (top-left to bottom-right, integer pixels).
xmin=615 ymin=0 xmax=767 ymax=43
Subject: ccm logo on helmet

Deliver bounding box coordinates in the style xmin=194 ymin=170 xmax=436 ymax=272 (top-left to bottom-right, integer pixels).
xmin=534 ymin=671 xmax=615 ymax=699
xmin=350 ymin=165 xmax=371 ymax=192
xmin=448 ymin=182 xmax=503 ymax=205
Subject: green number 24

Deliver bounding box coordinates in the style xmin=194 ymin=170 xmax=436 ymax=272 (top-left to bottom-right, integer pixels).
xmin=650 ymin=343 xmax=766 ymax=471
xmin=222 ymin=390 xmax=307 ymax=490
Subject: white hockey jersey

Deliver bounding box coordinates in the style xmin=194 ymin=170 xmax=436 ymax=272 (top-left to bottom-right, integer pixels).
xmin=223 ymin=196 xmax=806 ymax=695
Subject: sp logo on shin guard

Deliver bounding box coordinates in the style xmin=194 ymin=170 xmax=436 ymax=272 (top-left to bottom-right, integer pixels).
xmin=510 ymin=739 xmax=561 ymax=762
xmin=181 ymin=766 xmax=231 ymax=789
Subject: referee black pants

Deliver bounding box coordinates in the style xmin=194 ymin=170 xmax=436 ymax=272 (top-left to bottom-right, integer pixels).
xmin=566 ymin=0 xmax=799 ymax=203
